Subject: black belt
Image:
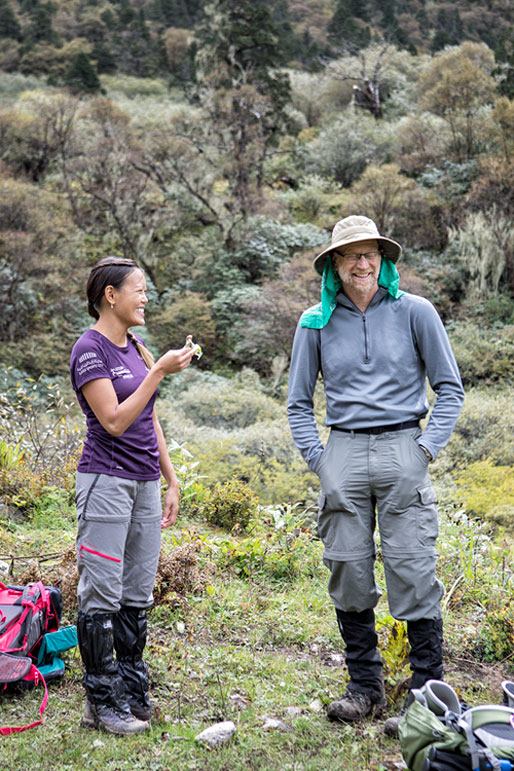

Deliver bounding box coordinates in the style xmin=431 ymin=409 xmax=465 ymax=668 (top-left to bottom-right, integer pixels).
xmin=331 ymin=419 xmax=419 ymax=435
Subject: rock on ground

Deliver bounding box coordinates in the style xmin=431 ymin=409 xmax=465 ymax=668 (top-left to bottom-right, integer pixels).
xmin=195 ymin=721 xmax=236 ymax=748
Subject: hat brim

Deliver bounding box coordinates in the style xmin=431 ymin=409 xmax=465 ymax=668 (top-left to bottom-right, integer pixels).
xmin=313 ymin=235 xmax=402 ymax=275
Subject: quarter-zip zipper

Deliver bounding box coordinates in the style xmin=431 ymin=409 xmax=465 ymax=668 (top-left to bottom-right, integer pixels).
xmin=363 ymin=314 xmax=369 ymax=363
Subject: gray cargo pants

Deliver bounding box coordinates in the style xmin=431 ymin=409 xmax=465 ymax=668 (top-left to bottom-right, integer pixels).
xmin=316 ymin=426 xmax=443 ymax=621
xmin=75 ymin=472 xmax=162 ymax=615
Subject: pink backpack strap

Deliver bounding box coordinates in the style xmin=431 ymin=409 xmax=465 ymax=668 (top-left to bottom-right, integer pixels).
xmin=0 ymin=665 xmax=48 ymax=735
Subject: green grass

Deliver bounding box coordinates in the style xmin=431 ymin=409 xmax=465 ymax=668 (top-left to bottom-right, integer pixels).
xmin=0 ymin=484 xmax=513 ymax=770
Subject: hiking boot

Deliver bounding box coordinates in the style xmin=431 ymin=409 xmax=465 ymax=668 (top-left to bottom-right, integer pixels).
xmin=80 ymin=692 xmax=150 ymax=734
xmin=327 ymin=689 xmax=376 ymax=722
xmin=384 ymin=689 xmax=418 ymax=737
xmin=77 ymin=612 xmax=149 ymax=736
xmin=114 ymin=607 xmax=153 ymax=723
xmin=383 ymin=711 xmax=404 ymax=737
xmin=81 ymin=698 xmax=97 ymax=730
xmin=95 ymin=704 xmax=149 ymax=735
xmin=128 ymin=697 xmax=154 ymax=722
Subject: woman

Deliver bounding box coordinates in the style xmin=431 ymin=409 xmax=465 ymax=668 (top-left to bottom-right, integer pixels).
xmin=70 ymin=256 xmax=195 ymax=735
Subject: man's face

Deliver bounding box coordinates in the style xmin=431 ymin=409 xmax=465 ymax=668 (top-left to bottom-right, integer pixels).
xmin=332 ymin=239 xmax=381 ymax=299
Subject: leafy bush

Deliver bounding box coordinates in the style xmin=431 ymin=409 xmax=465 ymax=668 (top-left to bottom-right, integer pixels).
xmin=477 ymin=601 xmax=514 ymax=662
xmin=445 ymin=385 xmax=514 ymax=470
xmin=455 ymin=460 xmax=514 ymax=533
xmin=100 ymin=74 xmax=169 ymax=97
xmin=147 ymin=292 xmax=217 ymax=361
xmin=301 ymin=110 xmax=398 ymax=186
xmin=447 ymin=321 xmax=514 ymax=386
xmin=0 ymin=372 xmax=82 ymax=474
xmin=477 ymin=293 xmax=514 ymax=324
xmin=191 ymin=439 xmax=318 ymax=506
xmin=277 ymin=174 xmax=343 ymax=226
xmin=202 ymin=478 xmax=259 ymax=532
xmin=448 ymin=208 xmax=514 ymax=299
xmin=176 ymin=371 xmax=283 ymax=429
xmin=220 ymin=216 xmax=326 ymax=284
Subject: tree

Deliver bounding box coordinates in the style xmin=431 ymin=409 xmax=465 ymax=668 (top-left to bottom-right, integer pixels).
xmin=235 ymin=252 xmax=321 ymax=374
xmin=64 ymin=53 xmax=101 ymax=94
xmin=494 ymin=29 xmax=514 ymax=99
xmin=321 ymin=41 xmax=394 ymax=119
xmin=327 ymin=0 xmax=371 ymax=50
xmin=0 ymin=90 xmax=79 ymax=182
xmin=195 ymin=0 xmax=290 ymax=119
xmin=418 ymin=42 xmax=497 ymax=161
xmin=92 ymin=42 xmax=117 ymax=75
xmin=0 ymin=0 xmax=20 ymax=40
xmin=140 ymin=0 xmax=294 ymax=247
xmin=490 ymin=96 xmax=514 ymax=164
xmin=0 ymin=174 xmax=85 ymax=376
xmin=431 ymin=8 xmax=464 ymax=53
xmin=342 ymin=162 xmax=442 ymax=250
xmin=23 ymin=1 xmax=60 ymax=47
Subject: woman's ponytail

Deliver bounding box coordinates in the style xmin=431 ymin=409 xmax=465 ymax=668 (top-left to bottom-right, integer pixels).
xmin=127 ymin=331 xmax=155 ymax=370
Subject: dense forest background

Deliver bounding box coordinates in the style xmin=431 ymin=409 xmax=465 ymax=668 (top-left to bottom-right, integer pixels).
xmin=0 ymin=2 xmax=513 ymax=768
xmin=1 ymin=0 xmax=513 ymax=518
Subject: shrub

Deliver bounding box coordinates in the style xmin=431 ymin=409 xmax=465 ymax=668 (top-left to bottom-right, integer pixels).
xmin=455 ymin=460 xmax=514 ymax=534
xmin=437 ymin=385 xmax=514 ymax=479
xmin=301 ymin=110 xmax=398 ymax=186
xmin=147 ymin=292 xmax=217 ymax=362
xmin=176 ymin=373 xmax=283 ymax=429
xmin=447 ymin=321 xmax=514 ymax=386
xmin=448 ymin=208 xmax=514 ymax=299
xmin=202 ymin=478 xmax=259 ymax=532
xmin=100 ymin=74 xmax=169 ymax=97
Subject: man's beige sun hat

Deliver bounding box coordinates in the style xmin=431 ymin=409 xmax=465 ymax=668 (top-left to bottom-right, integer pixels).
xmin=313 ymin=215 xmax=402 ymax=275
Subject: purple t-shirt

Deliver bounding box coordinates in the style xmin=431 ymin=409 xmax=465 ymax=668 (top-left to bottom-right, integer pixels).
xmin=70 ymin=328 xmax=160 ymax=480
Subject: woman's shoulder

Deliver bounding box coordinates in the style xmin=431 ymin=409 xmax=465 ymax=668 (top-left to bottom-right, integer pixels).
xmin=70 ymin=329 xmax=111 ymax=368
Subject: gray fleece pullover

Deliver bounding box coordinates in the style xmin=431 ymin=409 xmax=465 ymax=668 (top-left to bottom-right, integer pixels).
xmin=287 ymin=288 xmax=464 ymax=472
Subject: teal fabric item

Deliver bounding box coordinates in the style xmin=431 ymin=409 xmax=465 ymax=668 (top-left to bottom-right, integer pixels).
xmin=300 ymin=257 xmax=404 ymax=329
xmin=37 ymin=625 xmax=78 ymax=679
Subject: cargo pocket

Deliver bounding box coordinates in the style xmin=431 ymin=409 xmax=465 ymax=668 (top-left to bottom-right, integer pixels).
xmin=416 ymin=483 xmax=439 ymax=545
xmin=316 ymin=493 xmax=336 ymax=550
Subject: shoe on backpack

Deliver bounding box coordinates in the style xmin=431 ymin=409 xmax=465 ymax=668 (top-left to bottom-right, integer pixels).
xmin=384 ymin=693 xmax=413 ymax=737
xmin=384 ymin=711 xmax=404 ymax=737
xmin=327 ymin=689 xmax=376 ymax=722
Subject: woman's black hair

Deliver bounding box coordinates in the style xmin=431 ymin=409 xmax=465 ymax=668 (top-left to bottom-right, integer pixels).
xmin=86 ymin=256 xmax=139 ymax=320
xmin=86 ymin=256 xmax=155 ymax=369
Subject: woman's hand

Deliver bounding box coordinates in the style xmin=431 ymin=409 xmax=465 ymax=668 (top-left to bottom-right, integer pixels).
xmin=155 ymin=337 xmax=195 ymax=376
xmin=161 ymin=484 xmax=179 ymax=529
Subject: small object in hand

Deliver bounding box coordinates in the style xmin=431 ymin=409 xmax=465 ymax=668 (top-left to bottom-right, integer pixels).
xmin=185 ymin=338 xmax=203 ymax=359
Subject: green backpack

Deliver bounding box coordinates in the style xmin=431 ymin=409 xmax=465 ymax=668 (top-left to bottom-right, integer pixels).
xmin=398 ymin=680 xmax=514 ymax=771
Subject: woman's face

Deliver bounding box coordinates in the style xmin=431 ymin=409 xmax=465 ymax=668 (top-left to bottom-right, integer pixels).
xmin=108 ymin=268 xmax=148 ymax=327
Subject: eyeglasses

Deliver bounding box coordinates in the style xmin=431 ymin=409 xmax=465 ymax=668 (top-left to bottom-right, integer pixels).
xmin=334 ymin=251 xmax=381 ymax=263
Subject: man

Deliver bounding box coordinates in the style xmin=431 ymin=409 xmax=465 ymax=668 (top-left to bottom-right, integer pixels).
xmin=287 ymin=215 xmax=464 ymax=733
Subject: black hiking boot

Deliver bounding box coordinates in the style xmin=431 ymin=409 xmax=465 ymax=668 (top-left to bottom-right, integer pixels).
xmin=327 ymin=689 xmax=380 ymax=722
xmin=77 ymin=611 xmax=149 ymax=735
xmin=335 ymin=608 xmax=386 ymax=701
xmin=113 ymin=606 xmax=153 ymax=722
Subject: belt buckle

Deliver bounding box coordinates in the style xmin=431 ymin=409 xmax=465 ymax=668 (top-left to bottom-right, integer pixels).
xmin=369 ymin=426 xmax=382 ymax=435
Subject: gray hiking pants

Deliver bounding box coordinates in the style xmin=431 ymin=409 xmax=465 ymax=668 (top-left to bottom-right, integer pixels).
xmin=75 ymin=472 xmax=162 ymax=615
xmin=316 ymin=426 xmax=443 ymax=621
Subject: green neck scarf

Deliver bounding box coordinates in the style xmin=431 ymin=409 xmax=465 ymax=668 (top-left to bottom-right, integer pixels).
xmin=300 ymin=257 xmax=404 ymax=329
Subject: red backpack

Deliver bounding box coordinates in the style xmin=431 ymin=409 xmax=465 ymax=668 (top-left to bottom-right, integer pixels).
xmin=0 ymin=581 xmax=61 ymax=734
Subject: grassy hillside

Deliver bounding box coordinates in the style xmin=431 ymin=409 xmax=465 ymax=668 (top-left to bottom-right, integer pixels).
xmin=0 ymin=474 xmax=512 ymax=770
